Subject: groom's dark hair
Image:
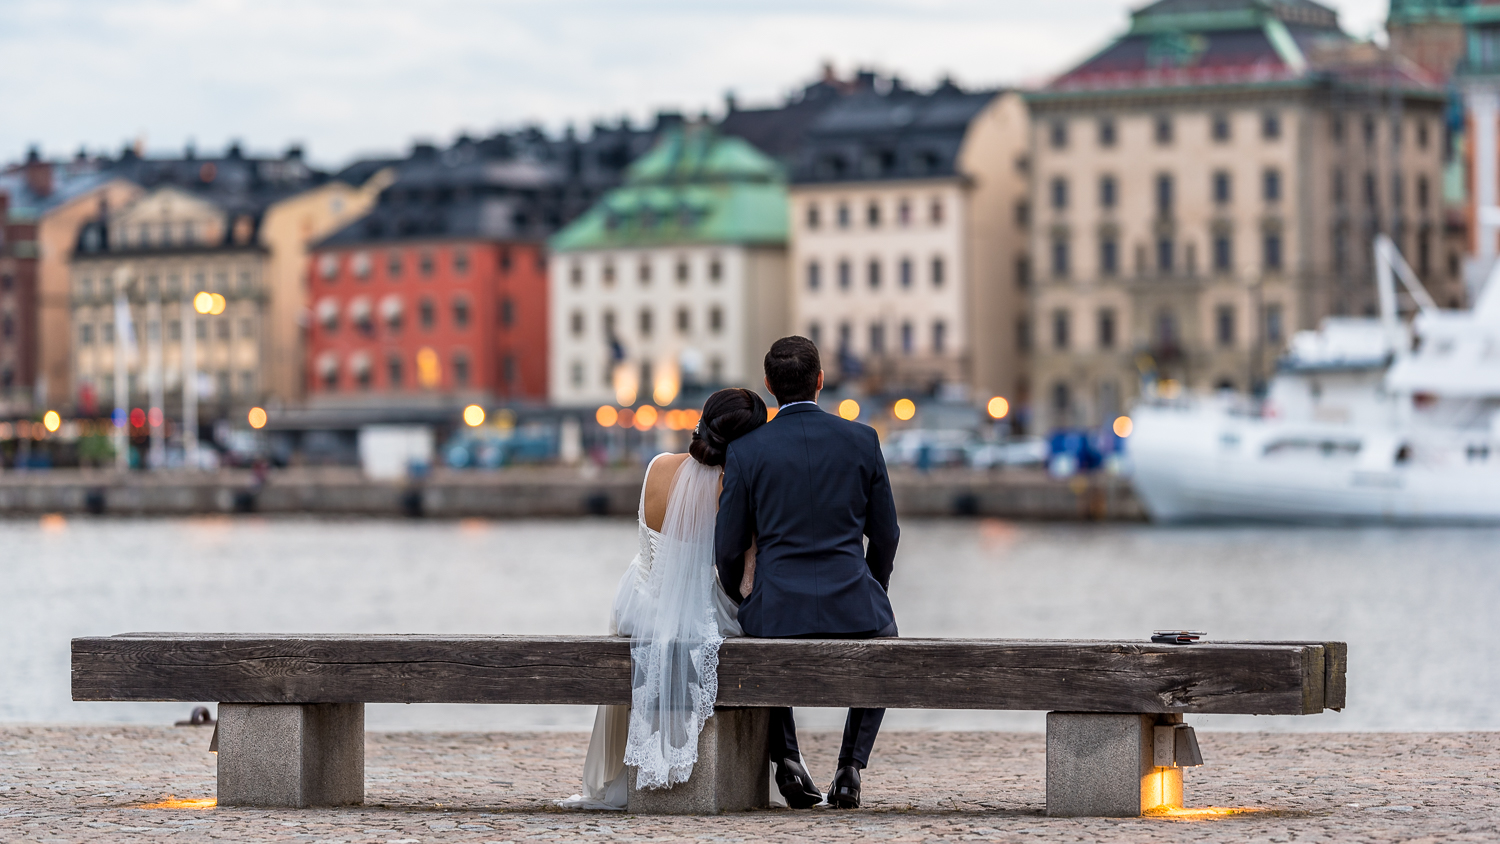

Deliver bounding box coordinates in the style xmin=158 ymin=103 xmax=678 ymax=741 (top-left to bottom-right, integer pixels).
xmin=764 ymin=336 xmax=821 ymax=405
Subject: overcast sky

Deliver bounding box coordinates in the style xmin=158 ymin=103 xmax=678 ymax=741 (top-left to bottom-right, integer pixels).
xmin=3 ymin=0 xmax=1389 ymax=170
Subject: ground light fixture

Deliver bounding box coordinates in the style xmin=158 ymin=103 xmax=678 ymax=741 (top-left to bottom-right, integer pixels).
xmin=987 ymin=396 xmax=1010 ymax=419
xmin=247 ymin=407 xmax=268 ymax=429
xmin=1113 ymin=415 xmax=1134 ymax=437
xmin=42 ymin=411 xmax=61 ymax=432
xmin=838 ymin=399 xmax=861 ymax=420
xmin=893 ymin=398 xmax=916 ymax=421
xmin=463 ymin=405 xmax=486 ymax=427
xmin=596 ymin=405 xmax=619 ymax=427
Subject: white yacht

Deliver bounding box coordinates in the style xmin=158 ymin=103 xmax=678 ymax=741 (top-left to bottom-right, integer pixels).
xmin=1129 ymin=237 xmax=1500 ymax=523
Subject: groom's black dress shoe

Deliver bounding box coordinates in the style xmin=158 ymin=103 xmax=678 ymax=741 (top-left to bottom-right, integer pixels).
xmin=828 ymin=765 xmax=861 ymax=809
xmin=775 ymin=758 xmax=822 ymax=809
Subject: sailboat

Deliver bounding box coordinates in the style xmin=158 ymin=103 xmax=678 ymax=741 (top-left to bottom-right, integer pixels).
xmin=1129 ymin=236 xmax=1500 ymax=523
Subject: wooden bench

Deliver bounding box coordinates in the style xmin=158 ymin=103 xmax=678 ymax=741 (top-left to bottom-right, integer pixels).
xmin=72 ymin=634 xmax=1345 ymax=817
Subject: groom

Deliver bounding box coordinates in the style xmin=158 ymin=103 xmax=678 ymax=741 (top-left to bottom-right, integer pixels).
xmin=715 ymin=335 xmax=899 ymax=810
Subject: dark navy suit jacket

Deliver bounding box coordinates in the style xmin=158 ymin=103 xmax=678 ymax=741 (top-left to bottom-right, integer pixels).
xmin=714 ymin=402 xmax=899 ymax=638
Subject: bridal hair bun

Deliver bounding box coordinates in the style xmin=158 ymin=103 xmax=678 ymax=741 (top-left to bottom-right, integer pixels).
xmin=689 ymin=388 xmax=769 ymax=466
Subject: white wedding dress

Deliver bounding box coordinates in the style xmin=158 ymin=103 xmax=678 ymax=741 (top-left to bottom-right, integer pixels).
xmin=559 ymin=453 xmax=790 ymax=810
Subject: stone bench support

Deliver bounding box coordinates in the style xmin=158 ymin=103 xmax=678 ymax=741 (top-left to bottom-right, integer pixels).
xmin=216 ymin=703 xmax=365 ymax=808
xmin=1045 ymin=712 xmax=1201 ymax=817
xmin=626 ymin=707 xmax=771 ymax=814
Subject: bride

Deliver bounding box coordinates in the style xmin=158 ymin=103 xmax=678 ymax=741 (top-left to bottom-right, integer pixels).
xmin=561 ymin=388 xmax=787 ymax=810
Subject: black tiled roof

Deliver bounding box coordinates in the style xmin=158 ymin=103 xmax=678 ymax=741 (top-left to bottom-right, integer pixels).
xmin=789 ymin=83 xmax=997 ymax=184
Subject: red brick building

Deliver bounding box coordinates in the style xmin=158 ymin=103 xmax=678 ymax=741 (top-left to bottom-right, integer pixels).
xmin=305 ymin=238 xmax=548 ymax=402
xmin=0 ymin=190 xmax=39 ymax=411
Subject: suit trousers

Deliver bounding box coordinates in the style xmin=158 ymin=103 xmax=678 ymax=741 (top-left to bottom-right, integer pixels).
xmin=767 ymin=621 xmax=897 ymax=770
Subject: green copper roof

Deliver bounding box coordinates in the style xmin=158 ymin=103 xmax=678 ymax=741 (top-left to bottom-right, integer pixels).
xmin=550 ymin=126 xmax=787 ymax=252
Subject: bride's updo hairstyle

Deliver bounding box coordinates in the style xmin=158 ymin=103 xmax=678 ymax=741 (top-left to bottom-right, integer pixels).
xmin=689 ymin=388 xmax=768 ymax=467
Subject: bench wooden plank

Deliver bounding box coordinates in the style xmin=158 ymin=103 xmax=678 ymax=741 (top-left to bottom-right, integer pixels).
xmin=72 ymin=634 xmax=1340 ymax=716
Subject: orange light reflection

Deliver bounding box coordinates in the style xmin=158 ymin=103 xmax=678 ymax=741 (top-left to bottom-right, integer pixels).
xmin=141 ymin=796 xmax=216 ymax=810
xmin=1148 ymin=806 xmax=1261 ymax=819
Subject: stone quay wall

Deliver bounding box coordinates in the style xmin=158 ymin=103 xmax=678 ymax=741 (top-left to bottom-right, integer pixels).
xmin=0 ymin=467 xmax=1145 ymax=520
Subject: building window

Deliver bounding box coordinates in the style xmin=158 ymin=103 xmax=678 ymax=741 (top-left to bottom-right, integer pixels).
xmin=930 ymin=198 xmax=944 ymax=225
xmin=869 ymin=321 xmax=885 ymax=354
xmin=933 ymin=320 xmax=946 ymax=354
xmin=567 ymin=261 xmax=581 ymax=287
xmin=1049 ymin=120 xmax=1068 ymax=149
xmin=1334 ymin=225 xmax=1348 ymax=275
xmin=931 ymin=256 xmax=946 ymax=287
xmin=1100 ymin=237 xmax=1118 ymax=276
xmin=1262 ymin=111 xmax=1281 ymax=140
xmin=453 ymin=353 xmax=470 ymax=387
xmin=1098 ymin=308 xmax=1115 ymax=349
xmin=388 ymin=355 xmax=403 ymax=388
xmin=837 ymin=202 xmax=850 ymax=228
xmin=1212 ymin=112 xmax=1231 ymax=142
xmin=217 ymin=320 xmax=231 ymax=340
xmin=1155 ymin=174 xmax=1173 ymax=216
xmin=1332 ymin=170 xmax=1346 ymax=205
xmin=501 ymin=354 xmax=516 ymax=387
xmin=1052 ymin=381 xmax=1071 ymax=422
xmin=638 ymin=259 xmax=652 ymax=285
xmin=1363 ymin=115 xmax=1376 ymax=147
xmin=809 ymin=321 xmax=821 ymax=346
xmin=1392 ymin=173 xmax=1404 ymax=207
xmin=708 ymin=258 xmax=722 ymax=282
xmin=1052 ymin=239 xmax=1069 ymax=278
xmin=867 ymin=259 xmax=881 ymax=289
xmin=169 ymin=320 xmax=181 ymax=341
xmin=807 ymin=260 xmax=821 ymax=290
xmin=1052 ymin=309 xmax=1070 ymax=350
xmin=1213 ymin=171 xmax=1231 ymax=205
xmin=838 ymin=321 xmax=851 ymax=351
xmin=570 ymin=310 xmax=584 ymax=337
xmin=1099 ymin=175 xmax=1116 ymax=209
xmin=419 ymin=298 xmax=435 ymax=329
xmin=1332 ymin=115 xmax=1345 ymax=143
xmin=1417 ymin=175 xmax=1430 ymax=209
xmin=1364 ymin=171 xmax=1377 ymax=208
xmin=1157 ymin=238 xmax=1173 ymax=273
xmin=501 ymin=248 xmax=514 ymax=273
xmin=419 ymin=252 xmax=435 ymax=276
xmin=897 ymin=199 xmax=911 ymax=226
xmin=900 ymin=258 xmax=913 ymax=289
xmin=1265 ymin=303 xmax=1284 ymax=343
xmin=1154 ymin=115 xmax=1173 ymax=145
xmin=1214 ymin=234 xmax=1232 ymax=273
xmin=1263 ymin=168 xmax=1281 ymax=203
xmin=672 ymin=259 xmax=687 ymax=284
xmin=806 ymin=203 xmax=820 ymax=230
xmin=385 ymin=252 xmax=403 ymax=279
xmin=1098 ymin=117 xmax=1116 ymax=147
xmin=1263 ymin=233 xmax=1283 ymax=271
xmin=866 ymin=200 xmax=881 ymax=228
xmin=80 ymin=323 xmax=93 ymax=345
xmin=709 ymin=306 xmax=723 ymax=333
xmin=603 ymin=261 xmax=616 ymax=286
xmin=677 ymin=306 xmax=690 ymax=334
xmin=900 ymin=321 xmax=913 ymax=354
xmin=1016 ymin=255 xmax=1031 ymax=288
xmin=1216 ymin=305 xmax=1235 ymax=347
xmin=1016 ymin=316 xmax=1031 ymax=352
xmin=453 ymin=298 xmax=470 ymax=329
xmin=1418 ymin=228 xmax=1432 ymax=276
xmin=499 ymin=297 xmax=514 ymax=328
xmin=452 ymin=250 xmax=470 ymax=274
xmin=603 ymin=309 xmax=616 ymax=337
xmin=570 ymin=361 xmax=584 ymax=387
xmin=1051 ymin=177 xmax=1068 ymax=210
xmin=639 ymin=308 xmax=653 ymax=337
xmin=838 ymin=260 xmax=851 ymax=289
xmin=1015 ymin=200 xmax=1030 ymax=228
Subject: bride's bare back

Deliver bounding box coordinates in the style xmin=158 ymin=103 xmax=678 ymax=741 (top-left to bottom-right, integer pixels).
xmin=642 ymin=452 xmax=752 ymax=596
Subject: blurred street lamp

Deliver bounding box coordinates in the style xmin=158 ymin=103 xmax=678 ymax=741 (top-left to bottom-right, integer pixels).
xmin=987 ymin=396 xmax=1010 ymax=420
xmin=42 ymin=411 xmax=61 ymax=433
xmin=596 ymin=405 xmax=619 ymax=427
xmin=893 ymin=398 xmax=916 ymax=421
xmin=1113 ymin=416 xmax=1134 ymax=437
xmin=247 ymin=407 xmax=268 ymax=430
xmin=463 ymin=405 xmax=486 ymax=427
xmin=838 ymin=399 xmax=860 ymax=421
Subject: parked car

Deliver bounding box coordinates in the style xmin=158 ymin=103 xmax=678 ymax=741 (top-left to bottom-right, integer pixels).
xmin=967 ymin=436 xmax=1048 ymax=469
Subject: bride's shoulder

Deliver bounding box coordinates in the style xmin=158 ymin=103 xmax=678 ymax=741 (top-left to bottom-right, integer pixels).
xmin=645 ymin=452 xmax=693 ymax=494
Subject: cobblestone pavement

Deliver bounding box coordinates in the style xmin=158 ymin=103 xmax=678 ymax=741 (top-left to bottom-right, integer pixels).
xmin=1 ymin=726 xmax=1497 ymax=842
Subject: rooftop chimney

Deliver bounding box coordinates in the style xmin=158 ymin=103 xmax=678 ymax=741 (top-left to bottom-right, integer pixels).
xmin=23 ymin=145 xmax=53 ymax=199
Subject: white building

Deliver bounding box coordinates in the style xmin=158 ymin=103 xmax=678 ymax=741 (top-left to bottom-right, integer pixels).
xmin=549 ymin=127 xmax=789 ymax=407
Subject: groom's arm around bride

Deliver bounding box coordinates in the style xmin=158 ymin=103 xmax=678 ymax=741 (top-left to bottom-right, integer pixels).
xmin=713 ymin=335 xmax=899 ymax=809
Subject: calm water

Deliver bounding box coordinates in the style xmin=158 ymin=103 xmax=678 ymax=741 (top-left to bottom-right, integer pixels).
xmin=3 ymin=516 xmax=1496 ymax=732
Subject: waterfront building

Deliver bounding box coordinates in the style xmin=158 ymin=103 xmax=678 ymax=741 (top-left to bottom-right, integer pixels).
xmin=69 ymin=185 xmax=273 ymax=418
xmin=549 ymin=125 xmax=789 ymax=408
xmin=0 ymin=150 xmax=140 ymax=414
xmin=787 ymin=80 xmax=1032 ymax=405
xmin=1389 ymin=0 xmax=1500 ymax=303
xmin=1025 ymin=0 xmax=1455 ymax=432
